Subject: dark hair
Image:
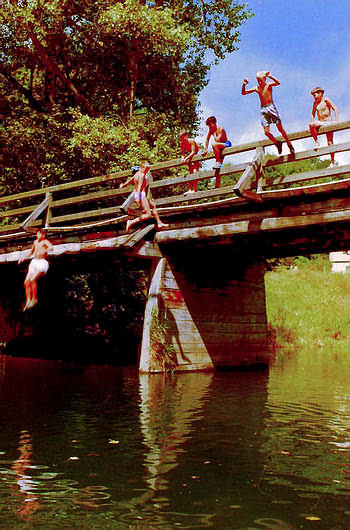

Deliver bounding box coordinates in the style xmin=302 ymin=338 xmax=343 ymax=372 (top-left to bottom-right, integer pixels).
xmin=205 ymin=116 xmax=216 ymax=125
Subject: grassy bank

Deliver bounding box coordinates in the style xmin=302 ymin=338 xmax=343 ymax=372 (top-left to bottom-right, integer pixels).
xmin=265 ymin=255 xmax=350 ymax=355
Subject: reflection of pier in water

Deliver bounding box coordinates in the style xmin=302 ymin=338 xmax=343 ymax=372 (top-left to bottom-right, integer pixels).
xmin=136 ymin=373 xmax=214 ymax=525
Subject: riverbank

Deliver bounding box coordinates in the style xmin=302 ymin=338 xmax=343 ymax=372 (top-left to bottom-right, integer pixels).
xmin=265 ymin=255 xmax=350 ymax=358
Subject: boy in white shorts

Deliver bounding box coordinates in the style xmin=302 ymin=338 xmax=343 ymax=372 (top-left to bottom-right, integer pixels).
xmin=19 ymin=229 xmax=53 ymax=310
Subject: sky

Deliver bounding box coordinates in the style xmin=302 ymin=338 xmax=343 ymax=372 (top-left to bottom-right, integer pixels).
xmin=199 ymin=0 xmax=350 ymax=163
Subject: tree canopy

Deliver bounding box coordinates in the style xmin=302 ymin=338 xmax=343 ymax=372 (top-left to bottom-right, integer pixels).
xmin=0 ymin=0 xmax=252 ymax=192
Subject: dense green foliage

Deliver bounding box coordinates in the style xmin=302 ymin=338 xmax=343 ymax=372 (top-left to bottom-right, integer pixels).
xmin=266 ymin=255 xmax=350 ymax=358
xmin=0 ymin=0 xmax=252 ymax=193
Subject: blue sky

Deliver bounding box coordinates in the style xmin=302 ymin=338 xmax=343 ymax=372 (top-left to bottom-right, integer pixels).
xmin=199 ymin=0 xmax=350 ymax=162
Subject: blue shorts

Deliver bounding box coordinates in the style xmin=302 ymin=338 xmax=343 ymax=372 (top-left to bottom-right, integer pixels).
xmin=260 ymin=103 xmax=281 ymax=127
xmin=224 ymin=140 xmax=232 ymax=147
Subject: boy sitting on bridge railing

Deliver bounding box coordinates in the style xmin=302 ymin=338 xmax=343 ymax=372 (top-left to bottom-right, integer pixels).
xmin=179 ymin=130 xmax=200 ymax=194
xmin=119 ymin=160 xmax=168 ymax=232
xmin=202 ymin=116 xmax=232 ymax=188
xmin=309 ymin=86 xmax=339 ymax=167
xmin=241 ymin=71 xmax=294 ymax=157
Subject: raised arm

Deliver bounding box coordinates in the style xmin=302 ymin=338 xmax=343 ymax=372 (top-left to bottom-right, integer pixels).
xmin=241 ymin=78 xmax=256 ymax=95
xmin=266 ymin=72 xmax=280 ymax=86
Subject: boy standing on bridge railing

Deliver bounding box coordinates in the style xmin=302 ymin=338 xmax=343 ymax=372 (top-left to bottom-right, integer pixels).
xmin=120 ymin=160 xmax=168 ymax=232
xmin=241 ymin=71 xmax=294 ymax=156
xmin=309 ymin=87 xmax=339 ymax=167
xmin=179 ymin=130 xmax=201 ymax=194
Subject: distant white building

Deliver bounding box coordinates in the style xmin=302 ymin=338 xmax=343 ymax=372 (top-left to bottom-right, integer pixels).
xmin=329 ymin=251 xmax=350 ymax=273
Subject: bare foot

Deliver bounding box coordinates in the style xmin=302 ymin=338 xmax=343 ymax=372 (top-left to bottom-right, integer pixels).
xmin=314 ymin=141 xmax=320 ymax=151
xmin=157 ymin=222 xmax=168 ymax=230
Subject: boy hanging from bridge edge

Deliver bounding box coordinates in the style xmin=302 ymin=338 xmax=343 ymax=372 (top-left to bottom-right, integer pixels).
xmin=119 ymin=160 xmax=168 ymax=232
xmin=18 ymin=229 xmax=53 ymax=311
xmin=309 ymin=86 xmax=339 ymax=167
xmin=202 ymin=116 xmax=232 ymax=188
xmin=179 ymin=130 xmax=201 ymax=194
xmin=241 ymin=71 xmax=294 ymax=156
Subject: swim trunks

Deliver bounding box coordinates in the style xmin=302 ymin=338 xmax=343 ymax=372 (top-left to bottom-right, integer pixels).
xmin=224 ymin=140 xmax=232 ymax=147
xmin=260 ymin=103 xmax=281 ymax=127
xmin=28 ymin=258 xmax=49 ymax=276
xmin=135 ymin=190 xmax=146 ymax=203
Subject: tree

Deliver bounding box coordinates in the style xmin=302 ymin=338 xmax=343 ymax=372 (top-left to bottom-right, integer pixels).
xmin=0 ymin=0 xmax=252 ymax=191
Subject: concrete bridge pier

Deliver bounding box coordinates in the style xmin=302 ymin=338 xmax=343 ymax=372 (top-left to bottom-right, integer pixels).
xmin=139 ymin=246 xmax=271 ymax=373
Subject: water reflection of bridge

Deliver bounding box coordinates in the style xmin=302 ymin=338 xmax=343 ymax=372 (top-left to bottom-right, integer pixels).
xmin=1 ymin=122 xmax=350 ymax=371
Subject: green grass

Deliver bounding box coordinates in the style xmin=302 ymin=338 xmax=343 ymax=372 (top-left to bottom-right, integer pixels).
xmin=265 ymin=255 xmax=350 ymax=356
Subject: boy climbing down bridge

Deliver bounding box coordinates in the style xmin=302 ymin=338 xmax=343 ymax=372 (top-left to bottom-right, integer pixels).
xmin=119 ymin=160 xmax=168 ymax=232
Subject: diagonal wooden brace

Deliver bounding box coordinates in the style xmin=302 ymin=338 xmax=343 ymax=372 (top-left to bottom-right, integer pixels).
xmin=20 ymin=193 xmax=51 ymax=232
xmin=234 ymin=147 xmax=264 ymax=201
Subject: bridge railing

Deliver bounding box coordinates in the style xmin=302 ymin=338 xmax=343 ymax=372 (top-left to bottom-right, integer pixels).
xmin=1 ymin=120 xmax=350 ymax=238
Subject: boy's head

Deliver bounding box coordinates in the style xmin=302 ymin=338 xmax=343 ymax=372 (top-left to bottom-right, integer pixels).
xmin=205 ymin=116 xmax=216 ymax=126
xmin=311 ymin=87 xmax=324 ymax=100
xmin=256 ymin=71 xmax=267 ymax=85
xmin=205 ymin=116 xmax=217 ymax=131
xmin=36 ymin=229 xmax=47 ymax=240
xmin=140 ymin=160 xmax=151 ymax=170
xmin=179 ymin=130 xmax=189 ymax=141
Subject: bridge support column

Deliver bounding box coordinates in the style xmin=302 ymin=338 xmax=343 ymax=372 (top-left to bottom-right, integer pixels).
xmin=139 ymin=246 xmax=271 ymax=373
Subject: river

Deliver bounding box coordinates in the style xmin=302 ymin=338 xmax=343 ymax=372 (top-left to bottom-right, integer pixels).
xmin=0 ymin=349 xmax=349 ymax=529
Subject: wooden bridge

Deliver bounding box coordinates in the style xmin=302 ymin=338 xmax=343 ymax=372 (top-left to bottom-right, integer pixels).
xmin=1 ymin=120 xmax=350 ymax=372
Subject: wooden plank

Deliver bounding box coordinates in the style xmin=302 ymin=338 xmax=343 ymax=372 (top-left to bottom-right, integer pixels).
xmin=265 ymin=163 xmax=350 ymax=188
xmin=155 ymin=206 xmax=350 ymax=243
xmin=122 ymin=224 xmax=155 ymax=248
xmin=265 ymin=141 xmax=350 ymax=168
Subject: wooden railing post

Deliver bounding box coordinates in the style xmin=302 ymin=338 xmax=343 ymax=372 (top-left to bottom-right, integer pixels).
xmin=234 ymin=147 xmax=264 ymax=201
xmin=44 ymin=192 xmax=52 ymax=229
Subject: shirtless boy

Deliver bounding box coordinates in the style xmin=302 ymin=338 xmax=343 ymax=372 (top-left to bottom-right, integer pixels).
xmin=19 ymin=229 xmax=53 ymax=310
xmin=241 ymin=71 xmax=294 ymax=156
xmin=180 ymin=130 xmax=200 ymax=194
xmin=309 ymin=87 xmax=339 ymax=166
xmin=202 ymin=116 xmax=232 ymax=187
xmin=119 ymin=160 xmax=168 ymax=232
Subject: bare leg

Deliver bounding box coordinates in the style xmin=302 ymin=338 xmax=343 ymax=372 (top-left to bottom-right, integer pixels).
xmin=276 ymin=123 xmax=294 ymax=154
xmin=309 ymin=122 xmax=320 ymax=149
xmin=212 ymin=144 xmax=224 ymax=165
xmin=264 ymin=125 xmax=282 ymax=154
xmin=326 ymin=131 xmax=335 ymax=164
